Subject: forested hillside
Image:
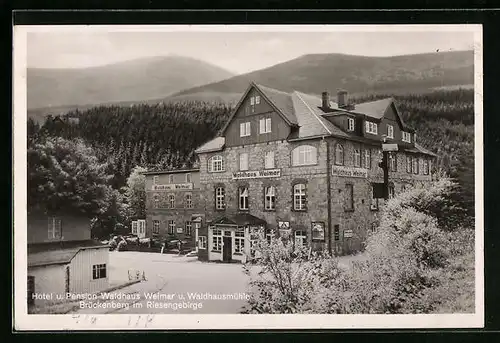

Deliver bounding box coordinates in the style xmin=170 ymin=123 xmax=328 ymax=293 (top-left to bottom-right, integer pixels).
xmin=28 ymin=88 xmax=475 ymax=227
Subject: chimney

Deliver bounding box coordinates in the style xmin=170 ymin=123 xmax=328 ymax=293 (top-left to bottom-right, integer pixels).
xmin=337 ymin=90 xmax=348 ymax=108
xmin=321 ymin=92 xmax=330 ymax=110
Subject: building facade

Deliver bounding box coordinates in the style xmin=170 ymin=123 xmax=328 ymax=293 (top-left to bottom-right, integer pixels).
xmin=192 ymin=82 xmax=436 ymax=262
xmin=143 ymin=169 xmax=202 ymax=250
xmin=27 ymin=211 xmax=109 ymax=308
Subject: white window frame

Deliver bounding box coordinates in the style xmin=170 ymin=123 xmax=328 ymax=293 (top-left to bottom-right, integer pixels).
xmin=47 ymin=217 xmax=62 ymax=239
xmin=259 ymin=118 xmax=272 ymax=134
xmin=153 ymin=193 xmax=160 ymax=209
xmin=240 ymin=122 xmax=251 ymax=137
xmin=335 ymin=144 xmax=344 ymax=166
xmin=152 ymin=220 xmax=160 ymax=234
xmin=186 ymin=173 xmax=191 ymax=183
xmin=402 ymin=131 xmax=411 ymax=143
xmin=239 ymin=187 xmax=249 ymax=210
xmin=168 ymin=220 xmax=175 ymax=234
xmin=291 ymin=145 xmax=317 ymax=166
xmin=153 ymin=176 xmax=159 ymax=185
xmin=293 ymin=183 xmax=307 ymax=211
xmin=255 ymin=95 xmax=260 ymax=104
xmin=365 ymin=121 xmax=378 ymax=135
xmin=131 ymin=221 xmax=138 ymax=235
xmin=423 ymin=159 xmax=430 ymax=175
xmin=212 ymin=229 xmax=222 ymax=252
xmin=388 ymin=184 xmax=395 ymax=199
xmin=168 ymin=175 xmax=174 ymax=184
xmin=389 ymin=153 xmax=397 ymax=172
xmin=92 ymin=264 xmax=107 ymax=280
xmin=168 ymin=194 xmax=175 ymax=208
xmin=264 ymin=151 xmax=275 ymax=169
xmin=185 ymin=221 xmax=192 ymax=236
xmin=353 ymin=147 xmax=361 ymax=167
xmin=387 ymin=124 xmax=394 ymax=139
xmin=364 ymin=149 xmax=371 ymax=169
xmin=264 ymin=186 xmax=276 ymax=210
xmin=294 ymin=230 xmax=307 ymax=248
xmin=406 ymin=155 xmax=412 ymax=173
xmin=208 ymin=155 xmax=225 ymax=172
xmin=347 ymin=118 xmax=355 ymax=131
xmin=250 ymin=96 xmax=255 ymax=106
xmin=413 ymin=157 xmax=420 ymax=174
xmin=198 ymin=236 xmax=207 ymax=249
xmin=185 ymin=193 xmax=193 ymax=209
xmin=215 ymin=186 xmax=225 ymax=210
xmin=239 ymin=153 xmax=249 ymax=171
xmin=234 ymin=230 xmax=245 ymax=253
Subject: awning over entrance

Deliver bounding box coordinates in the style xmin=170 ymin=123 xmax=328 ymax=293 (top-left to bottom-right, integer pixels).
xmin=212 ymin=213 xmax=267 ymax=227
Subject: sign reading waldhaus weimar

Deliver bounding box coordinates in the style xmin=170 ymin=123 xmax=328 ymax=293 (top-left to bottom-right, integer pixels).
xmin=331 ymin=166 xmax=368 ymax=178
xmin=152 ymin=183 xmax=193 ymax=191
xmin=232 ymin=169 xmax=281 ymax=180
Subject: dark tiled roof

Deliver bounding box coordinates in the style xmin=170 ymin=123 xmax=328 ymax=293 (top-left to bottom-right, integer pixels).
xmin=28 ymin=240 xmax=107 ymax=267
xmin=255 ymin=84 xmax=298 ymax=125
xmin=212 ymin=213 xmax=267 ymax=226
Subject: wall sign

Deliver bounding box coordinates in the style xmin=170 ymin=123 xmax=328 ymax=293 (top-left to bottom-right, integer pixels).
xmin=312 ymin=222 xmax=325 ymax=241
xmin=278 ymin=221 xmax=291 ymax=236
xmin=152 ymin=183 xmax=193 ymax=191
xmin=332 ymin=166 xmax=368 ymax=178
xmin=232 ymin=169 xmax=281 ymax=180
xmin=343 ymin=229 xmax=353 ymax=238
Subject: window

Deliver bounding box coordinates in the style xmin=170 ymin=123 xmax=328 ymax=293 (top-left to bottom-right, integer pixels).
xmin=153 ymin=176 xmax=159 ymax=185
xmin=239 ymin=187 xmax=249 ymax=210
xmin=47 ymin=217 xmax=62 ymax=239
xmin=212 ymin=229 xmax=222 ymax=252
xmin=264 ymin=186 xmax=276 ymax=210
xmin=406 ymin=155 xmax=412 ymax=173
xmin=312 ymin=222 xmax=325 ymax=241
xmin=208 ymin=155 xmax=225 ymax=172
xmin=255 ymin=95 xmax=260 ymax=104
xmin=264 ymin=151 xmax=275 ymax=169
xmin=239 ymin=153 xmax=249 ymax=171
xmin=240 ymin=122 xmax=251 ymax=137
xmin=185 ymin=193 xmax=193 ymax=209
xmin=347 ymin=118 xmax=355 ymax=131
xmin=152 ymin=220 xmax=160 ymax=234
xmin=353 ymin=147 xmax=361 ymax=167
xmin=293 ymin=183 xmax=307 ymax=211
xmin=371 ymin=185 xmax=379 ymax=210
xmin=266 ymin=229 xmax=273 ymax=244
xmin=168 ymin=220 xmax=175 ymax=234
xmin=186 ymin=173 xmax=191 ymax=183
xmin=215 ymin=187 xmax=225 ymax=210
xmin=364 ymin=149 xmax=371 ymax=169
xmin=389 ymin=153 xmax=397 ymax=172
xmin=198 ymin=236 xmax=207 ymax=249
xmin=92 ymin=264 xmax=107 ymax=280
xmin=294 ymin=230 xmax=307 ymax=248
xmin=235 ymin=230 xmax=245 ymax=253
xmin=387 ymin=124 xmax=394 ymax=139
xmin=259 ymin=118 xmax=272 ymax=134
xmin=388 ymin=184 xmax=395 ymax=199
xmin=344 ymin=184 xmax=354 ymax=211
xmin=250 ymin=96 xmax=255 ymax=106
xmin=423 ymin=159 xmax=430 ymax=175
xmin=185 ymin=221 xmax=192 ymax=236
xmin=131 ymin=221 xmax=138 ymax=235
xmin=335 ymin=144 xmax=344 ymax=165
xmin=291 ymin=145 xmax=317 ymax=166
xmin=334 ymin=225 xmax=340 ymax=241
xmin=153 ymin=193 xmax=160 ymax=209
xmin=402 ymin=131 xmax=411 ymax=143
xmin=168 ymin=194 xmax=175 ymax=208
xmin=168 ymin=175 xmax=174 ymax=184
xmin=413 ymin=157 xmax=419 ymax=174
xmin=365 ymin=121 xmax=378 ymax=134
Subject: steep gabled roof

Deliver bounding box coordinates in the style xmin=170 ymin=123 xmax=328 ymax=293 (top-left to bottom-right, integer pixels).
xmin=219 ymin=82 xmax=298 ymax=136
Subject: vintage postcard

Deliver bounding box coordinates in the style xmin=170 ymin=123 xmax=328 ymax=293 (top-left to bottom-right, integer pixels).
xmin=13 ymin=24 xmax=483 ymax=330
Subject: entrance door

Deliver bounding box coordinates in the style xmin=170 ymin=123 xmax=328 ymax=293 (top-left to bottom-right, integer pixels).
xmin=223 ymin=234 xmax=232 ymax=263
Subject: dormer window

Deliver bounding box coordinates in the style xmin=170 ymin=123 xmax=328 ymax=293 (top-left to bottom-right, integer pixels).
xmin=347 ymin=118 xmax=355 ymax=132
xmin=402 ymin=131 xmax=411 ymax=143
xmin=365 ymin=121 xmax=378 ymax=135
xmin=387 ymin=124 xmax=394 ymax=139
xmin=240 ymin=122 xmax=251 ymax=137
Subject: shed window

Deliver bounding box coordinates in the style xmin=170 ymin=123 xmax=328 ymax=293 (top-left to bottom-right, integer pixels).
xmin=92 ymin=264 xmax=107 ymax=280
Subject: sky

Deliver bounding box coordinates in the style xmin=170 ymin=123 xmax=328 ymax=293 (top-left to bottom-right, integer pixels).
xmin=26 ymin=27 xmax=476 ymax=75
